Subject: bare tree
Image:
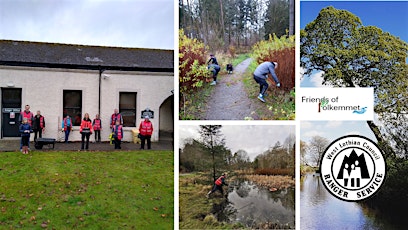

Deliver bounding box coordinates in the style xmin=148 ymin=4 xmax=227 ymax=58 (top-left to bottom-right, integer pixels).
xmin=307 ymin=136 xmax=330 ymax=167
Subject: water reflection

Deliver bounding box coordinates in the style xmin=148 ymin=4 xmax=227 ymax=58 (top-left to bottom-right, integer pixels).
xmin=300 ymin=173 xmax=386 ymax=229
xmin=220 ymin=179 xmax=295 ymax=228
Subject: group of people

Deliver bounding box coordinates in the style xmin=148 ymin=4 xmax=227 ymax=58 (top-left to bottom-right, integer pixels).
xmin=19 ymin=105 xmax=45 ymax=154
xmin=62 ymin=109 xmax=153 ymax=150
xmin=206 ymin=54 xmax=281 ymax=103
xmin=18 ymin=106 xmax=153 ymax=153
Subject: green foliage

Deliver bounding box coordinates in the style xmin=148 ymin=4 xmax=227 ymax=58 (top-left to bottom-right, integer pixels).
xmin=0 ymin=151 xmax=174 ymax=229
xmin=264 ymin=0 xmax=290 ymax=38
xmin=363 ymin=160 xmax=408 ymax=228
xmin=301 ymin=6 xmax=408 ymax=159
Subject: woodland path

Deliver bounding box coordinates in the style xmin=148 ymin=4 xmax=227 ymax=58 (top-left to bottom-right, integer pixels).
xmin=205 ymin=58 xmax=261 ymax=120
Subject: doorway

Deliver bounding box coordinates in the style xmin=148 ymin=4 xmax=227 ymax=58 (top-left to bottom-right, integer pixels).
xmin=1 ymin=88 xmax=22 ymax=138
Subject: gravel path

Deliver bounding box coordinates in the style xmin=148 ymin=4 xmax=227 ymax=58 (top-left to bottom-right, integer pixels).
xmin=205 ymin=58 xmax=260 ymax=120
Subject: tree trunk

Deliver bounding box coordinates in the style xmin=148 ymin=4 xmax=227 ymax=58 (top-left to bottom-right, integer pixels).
xmin=219 ymin=0 xmax=226 ymax=50
xmin=366 ymin=120 xmax=395 ymax=159
xmin=289 ymin=0 xmax=295 ymax=36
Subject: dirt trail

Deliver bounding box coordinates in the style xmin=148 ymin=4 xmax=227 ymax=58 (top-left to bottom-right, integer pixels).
xmin=205 ymin=58 xmax=260 ymax=120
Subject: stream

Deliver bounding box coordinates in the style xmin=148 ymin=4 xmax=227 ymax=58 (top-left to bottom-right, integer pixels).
xmin=300 ymin=173 xmax=397 ymax=229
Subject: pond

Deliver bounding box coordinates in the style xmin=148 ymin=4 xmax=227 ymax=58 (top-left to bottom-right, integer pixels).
xmin=216 ymin=179 xmax=295 ymax=228
xmin=300 ymin=173 xmax=395 ymax=229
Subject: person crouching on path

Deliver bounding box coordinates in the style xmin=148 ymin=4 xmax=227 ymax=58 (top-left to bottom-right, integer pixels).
xmin=79 ymin=113 xmax=93 ymax=150
xmin=208 ymin=64 xmax=221 ymax=86
xmin=253 ymin=61 xmax=281 ymax=103
xmin=19 ymin=118 xmax=33 ymax=154
xmin=62 ymin=115 xmax=72 ymax=143
xmin=93 ymin=114 xmax=102 ymax=143
xmin=112 ymin=119 xmax=123 ymax=149
xmin=207 ymin=173 xmax=228 ymax=198
xmin=139 ymin=115 xmax=153 ymax=149
xmin=33 ymin=110 xmax=45 ymax=142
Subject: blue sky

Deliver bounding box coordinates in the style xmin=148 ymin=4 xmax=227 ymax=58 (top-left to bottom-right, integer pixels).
xmin=301 ymin=1 xmax=408 ymax=42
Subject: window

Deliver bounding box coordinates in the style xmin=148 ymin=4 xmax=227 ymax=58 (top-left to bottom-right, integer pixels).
xmin=63 ymin=90 xmax=82 ymax=126
xmin=119 ymin=92 xmax=137 ymax=127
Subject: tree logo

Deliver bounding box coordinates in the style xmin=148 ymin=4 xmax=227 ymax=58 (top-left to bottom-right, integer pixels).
xmin=320 ymin=135 xmax=386 ymax=201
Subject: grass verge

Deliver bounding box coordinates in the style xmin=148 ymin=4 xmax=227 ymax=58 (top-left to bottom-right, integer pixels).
xmin=0 ymin=151 xmax=173 ymax=229
xmin=179 ymin=84 xmax=215 ymax=120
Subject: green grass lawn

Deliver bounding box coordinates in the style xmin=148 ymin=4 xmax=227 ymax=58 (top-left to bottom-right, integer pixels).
xmin=0 ymin=151 xmax=174 ymax=229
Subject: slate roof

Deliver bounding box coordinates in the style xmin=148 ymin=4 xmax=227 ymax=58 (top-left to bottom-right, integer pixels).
xmin=0 ymin=40 xmax=173 ymax=72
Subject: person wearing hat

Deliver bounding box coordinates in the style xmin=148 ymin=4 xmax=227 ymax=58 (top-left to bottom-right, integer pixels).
xmin=138 ymin=115 xmax=153 ymax=149
xmin=206 ymin=173 xmax=228 ymax=198
xmin=253 ymin=61 xmax=281 ymax=102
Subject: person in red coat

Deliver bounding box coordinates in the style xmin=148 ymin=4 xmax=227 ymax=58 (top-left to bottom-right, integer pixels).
xmin=207 ymin=173 xmax=228 ymax=198
xmin=79 ymin=113 xmax=93 ymax=150
xmin=138 ymin=115 xmax=153 ymax=149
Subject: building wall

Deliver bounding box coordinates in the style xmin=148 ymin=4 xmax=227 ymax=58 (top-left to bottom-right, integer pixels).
xmin=0 ymin=66 xmax=173 ymax=142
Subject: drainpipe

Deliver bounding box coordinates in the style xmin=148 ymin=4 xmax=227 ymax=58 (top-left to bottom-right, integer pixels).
xmin=98 ymin=68 xmax=104 ymax=116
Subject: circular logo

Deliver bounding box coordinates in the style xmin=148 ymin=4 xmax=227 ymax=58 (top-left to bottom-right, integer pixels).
xmin=320 ymin=135 xmax=386 ymax=201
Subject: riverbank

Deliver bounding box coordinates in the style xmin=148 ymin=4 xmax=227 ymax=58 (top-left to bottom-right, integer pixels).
xmin=243 ymin=174 xmax=295 ymax=191
xmin=179 ymin=172 xmax=294 ymax=229
xmin=179 ymin=173 xmax=242 ymax=229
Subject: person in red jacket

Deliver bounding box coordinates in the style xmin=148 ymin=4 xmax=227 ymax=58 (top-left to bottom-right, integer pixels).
xmin=92 ymin=114 xmax=102 ymax=143
xmin=207 ymin=173 xmax=228 ymax=198
xmin=79 ymin=113 xmax=93 ymax=150
xmin=112 ymin=119 xmax=124 ymax=149
xmin=110 ymin=108 xmax=123 ymax=129
xmin=138 ymin=115 xmax=153 ymax=149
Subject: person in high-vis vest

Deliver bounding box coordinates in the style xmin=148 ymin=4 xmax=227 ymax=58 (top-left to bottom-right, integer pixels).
xmin=112 ymin=119 xmax=123 ymax=149
xmin=139 ymin=115 xmax=153 ymax=149
xmin=207 ymin=173 xmax=228 ymax=198
xmin=79 ymin=113 xmax=93 ymax=151
xmin=61 ymin=115 xmax=72 ymax=143
xmin=19 ymin=105 xmax=34 ymax=151
xmin=92 ymin=114 xmax=102 ymax=143
xmin=110 ymin=109 xmax=123 ymax=129
xmin=32 ymin=110 xmax=45 ymax=142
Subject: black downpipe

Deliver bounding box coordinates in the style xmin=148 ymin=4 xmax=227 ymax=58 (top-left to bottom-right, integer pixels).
xmin=98 ymin=68 xmax=104 ymax=116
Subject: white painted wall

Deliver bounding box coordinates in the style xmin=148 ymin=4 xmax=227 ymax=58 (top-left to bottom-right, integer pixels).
xmin=0 ymin=66 xmax=173 ymax=142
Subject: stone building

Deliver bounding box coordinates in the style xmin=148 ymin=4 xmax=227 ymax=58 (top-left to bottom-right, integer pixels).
xmin=0 ymin=40 xmax=174 ymax=143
